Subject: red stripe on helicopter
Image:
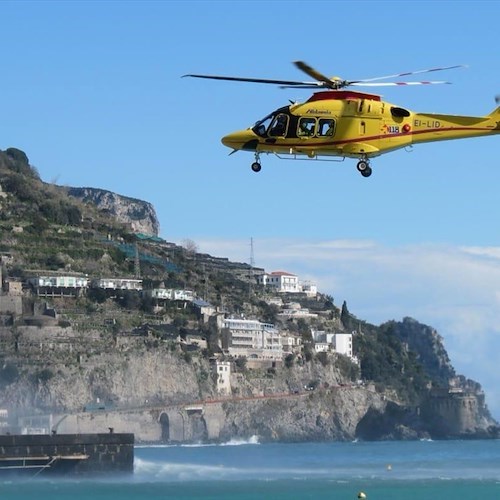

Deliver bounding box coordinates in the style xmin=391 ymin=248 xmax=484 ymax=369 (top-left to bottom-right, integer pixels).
xmin=278 ymin=126 xmax=497 ymax=149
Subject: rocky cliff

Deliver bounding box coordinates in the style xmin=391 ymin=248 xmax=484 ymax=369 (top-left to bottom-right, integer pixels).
xmin=67 ymin=187 xmax=160 ymax=236
xmin=0 ymin=324 xmax=497 ymax=443
xmin=0 ymin=146 xmax=497 ymax=443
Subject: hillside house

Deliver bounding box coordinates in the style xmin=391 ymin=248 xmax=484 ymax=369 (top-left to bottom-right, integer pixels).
xmin=213 ymin=360 xmax=231 ymax=395
xmin=222 ymin=318 xmax=283 ymax=368
xmin=300 ymin=281 xmax=318 ymax=297
xmin=281 ymin=333 xmax=302 ymax=353
xmin=312 ymin=331 xmax=356 ymax=362
xmin=278 ymin=302 xmax=318 ymax=319
xmin=192 ymin=298 xmax=216 ymax=323
xmin=91 ymin=278 xmax=143 ymax=291
xmin=27 ymin=275 xmax=89 ymax=297
xmin=144 ymin=288 xmax=194 ymax=301
xmin=256 ymin=271 xmax=300 ymax=293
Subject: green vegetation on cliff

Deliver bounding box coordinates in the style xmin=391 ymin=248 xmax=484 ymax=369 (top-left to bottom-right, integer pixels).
xmin=0 ymin=148 xmax=496 ymax=440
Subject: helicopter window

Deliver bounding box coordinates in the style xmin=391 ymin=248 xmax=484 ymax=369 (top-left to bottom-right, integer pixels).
xmin=318 ymin=119 xmax=335 ymax=137
xmin=297 ymin=117 xmax=316 ymax=137
xmin=252 ymin=114 xmax=274 ymax=137
xmin=268 ymin=114 xmax=289 ymax=137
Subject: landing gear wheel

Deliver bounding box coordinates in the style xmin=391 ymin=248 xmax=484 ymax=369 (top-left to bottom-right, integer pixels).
xmin=361 ymin=166 xmax=372 ymax=177
xmin=356 ymin=160 xmax=369 ymax=173
xmin=357 ymin=160 xmax=372 ymax=177
xmin=251 ymin=162 xmax=262 ymax=173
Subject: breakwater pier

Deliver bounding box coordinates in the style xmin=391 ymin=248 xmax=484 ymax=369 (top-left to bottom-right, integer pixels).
xmin=0 ymin=432 xmax=134 ymax=476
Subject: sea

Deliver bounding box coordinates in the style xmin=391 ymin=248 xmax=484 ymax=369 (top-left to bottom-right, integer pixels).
xmin=1 ymin=438 xmax=500 ymax=499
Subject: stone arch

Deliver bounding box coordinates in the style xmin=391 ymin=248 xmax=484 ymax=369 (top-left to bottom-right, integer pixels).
xmin=159 ymin=412 xmax=170 ymax=443
xmin=187 ymin=412 xmax=208 ymax=442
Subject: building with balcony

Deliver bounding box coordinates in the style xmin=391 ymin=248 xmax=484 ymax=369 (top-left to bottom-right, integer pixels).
xmin=27 ymin=275 xmax=89 ymax=297
xmin=222 ymin=318 xmax=283 ymax=368
xmin=91 ymin=278 xmax=143 ymax=291
xmin=256 ymin=271 xmax=300 ymax=293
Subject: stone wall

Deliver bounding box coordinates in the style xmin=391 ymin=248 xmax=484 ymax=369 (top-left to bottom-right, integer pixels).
xmin=0 ymin=432 xmax=134 ymax=476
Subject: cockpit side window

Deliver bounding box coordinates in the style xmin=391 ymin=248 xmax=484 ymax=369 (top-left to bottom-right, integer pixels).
xmin=268 ymin=114 xmax=289 ymax=137
xmin=297 ymin=117 xmax=316 ymax=137
xmin=252 ymin=115 xmax=273 ymax=137
xmin=318 ymin=118 xmax=335 ymax=137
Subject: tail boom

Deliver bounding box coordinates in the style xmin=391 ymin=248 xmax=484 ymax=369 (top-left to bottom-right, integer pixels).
xmin=411 ymin=109 xmax=500 ymax=145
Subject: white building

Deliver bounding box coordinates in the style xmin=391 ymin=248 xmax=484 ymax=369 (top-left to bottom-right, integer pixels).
xmin=27 ymin=274 xmax=89 ymax=297
xmin=300 ymin=281 xmax=318 ymax=297
xmin=222 ymin=318 xmax=283 ymax=366
xmin=214 ymin=360 xmax=231 ymax=395
xmin=278 ymin=303 xmax=318 ymax=319
xmin=257 ymin=271 xmax=300 ymax=293
xmin=172 ymin=290 xmax=194 ymax=301
xmin=145 ymin=289 xmax=194 ymax=301
xmin=281 ymin=333 xmax=302 ymax=353
xmin=314 ymin=342 xmax=330 ymax=353
xmin=147 ymin=288 xmax=172 ymax=299
xmin=312 ymin=331 xmax=355 ymax=361
xmin=91 ymin=278 xmax=143 ymax=291
xmin=28 ymin=275 xmax=89 ymax=289
xmin=334 ymin=333 xmax=353 ymax=358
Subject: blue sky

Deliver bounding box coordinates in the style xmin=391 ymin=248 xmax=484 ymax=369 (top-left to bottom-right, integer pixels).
xmin=2 ymin=0 xmax=500 ymax=416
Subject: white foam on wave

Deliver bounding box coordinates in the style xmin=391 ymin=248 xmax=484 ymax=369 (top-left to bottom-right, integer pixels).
xmin=136 ymin=435 xmax=260 ymax=449
xmin=134 ymin=457 xmax=241 ymax=481
xmin=220 ymin=435 xmax=260 ymax=446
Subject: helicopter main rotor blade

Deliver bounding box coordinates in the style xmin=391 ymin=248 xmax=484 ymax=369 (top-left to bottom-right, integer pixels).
xmin=182 ymin=73 xmax=322 ymax=87
xmin=355 ymin=64 xmax=466 ymax=83
xmin=293 ymin=61 xmax=340 ymax=88
xmin=351 ymin=81 xmax=452 ymax=87
xmin=184 ymin=63 xmax=466 ymax=91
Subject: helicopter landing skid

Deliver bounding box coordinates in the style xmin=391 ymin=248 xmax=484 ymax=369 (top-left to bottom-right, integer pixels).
xmin=249 ymin=152 xmax=373 ymax=177
xmin=274 ymin=152 xmax=373 ymax=178
xmin=273 ymin=153 xmax=347 ymax=164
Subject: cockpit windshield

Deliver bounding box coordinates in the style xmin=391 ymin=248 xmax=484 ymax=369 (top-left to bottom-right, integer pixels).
xmin=252 ymin=114 xmax=274 ymax=137
xmin=252 ymin=107 xmax=290 ymax=138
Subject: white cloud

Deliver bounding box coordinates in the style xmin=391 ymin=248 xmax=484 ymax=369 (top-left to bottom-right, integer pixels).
xmin=190 ymin=237 xmax=500 ymax=420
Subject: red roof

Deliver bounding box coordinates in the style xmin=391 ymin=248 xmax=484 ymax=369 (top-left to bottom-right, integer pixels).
xmin=270 ymin=271 xmax=296 ymax=277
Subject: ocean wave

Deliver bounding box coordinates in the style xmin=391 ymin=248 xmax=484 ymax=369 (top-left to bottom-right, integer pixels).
xmin=134 ymin=457 xmax=242 ymax=481
xmin=135 ymin=435 xmax=260 ymax=449
xmin=133 ymin=458 xmax=339 ymax=482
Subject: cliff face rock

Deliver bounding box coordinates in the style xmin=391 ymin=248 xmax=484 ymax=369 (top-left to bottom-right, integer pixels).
xmin=218 ymin=388 xmax=387 ymax=442
xmin=67 ymin=187 xmax=160 ymax=236
xmin=1 ymin=324 xmax=497 ymax=442
xmin=0 ymin=327 xmax=212 ymax=412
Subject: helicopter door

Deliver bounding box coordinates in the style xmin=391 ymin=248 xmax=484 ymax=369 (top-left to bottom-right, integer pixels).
xmin=268 ymin=114 xmax=289 ymax=138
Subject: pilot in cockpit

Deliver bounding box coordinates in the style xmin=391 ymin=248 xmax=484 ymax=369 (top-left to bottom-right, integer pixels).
xmin=269 ymin=114 xmax=287 ymax=136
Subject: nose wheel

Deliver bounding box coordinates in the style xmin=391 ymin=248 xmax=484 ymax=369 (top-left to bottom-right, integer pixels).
xmin=251 ymin=153 xmax=262 ymax=173
xmin=356 ymin=159 xmax=372 ymax=178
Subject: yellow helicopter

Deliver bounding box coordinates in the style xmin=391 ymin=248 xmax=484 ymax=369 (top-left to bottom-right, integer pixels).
xmin=184 ymin=61 xmax=500 ymax=177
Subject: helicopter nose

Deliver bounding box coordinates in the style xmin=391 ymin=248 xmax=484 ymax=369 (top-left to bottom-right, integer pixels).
xmin=221 ymin=129 xmax=258 ymax=151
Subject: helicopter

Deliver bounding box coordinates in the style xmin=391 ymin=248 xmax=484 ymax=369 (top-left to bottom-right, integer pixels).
xmin=184 ymin=61 xmax=500 ymax=177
